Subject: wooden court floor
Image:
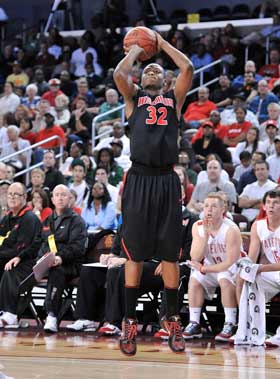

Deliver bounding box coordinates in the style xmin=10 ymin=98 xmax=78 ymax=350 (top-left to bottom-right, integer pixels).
xmin=0 ymin=330 xmax=279 ymax=378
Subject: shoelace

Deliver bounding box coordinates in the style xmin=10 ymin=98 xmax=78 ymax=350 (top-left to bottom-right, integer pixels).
xmin=124 ymin=323 xmax=137 ymax=340
xmin=169 ymin=321 xmax=182 ymax=339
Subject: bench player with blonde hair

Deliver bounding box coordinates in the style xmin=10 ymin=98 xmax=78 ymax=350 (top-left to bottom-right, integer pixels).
xmin=184 ymin=192 xmax=242 ymax=342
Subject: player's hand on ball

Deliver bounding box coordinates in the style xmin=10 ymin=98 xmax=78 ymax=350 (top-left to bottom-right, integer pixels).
xmin=124 ymin=44 xmax=145 ymax=57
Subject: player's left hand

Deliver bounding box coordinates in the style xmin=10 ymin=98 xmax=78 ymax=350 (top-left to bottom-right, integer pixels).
xmin=187 ymin=260 xmax=203 ymax=272
xmin=155 ymin=31 xmax=164 ymax=51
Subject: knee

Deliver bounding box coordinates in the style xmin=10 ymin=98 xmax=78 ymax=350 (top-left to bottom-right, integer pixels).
xmin=188 ymin=278 xmax=203 ymax=293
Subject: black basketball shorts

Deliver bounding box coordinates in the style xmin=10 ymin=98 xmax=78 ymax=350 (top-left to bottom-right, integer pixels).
xmin=121 ymin=164 xmax=182 ymax=263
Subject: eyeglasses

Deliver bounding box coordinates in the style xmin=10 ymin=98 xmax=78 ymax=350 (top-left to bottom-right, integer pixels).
xmin=7 ymin=193 xmax=25 ymax=198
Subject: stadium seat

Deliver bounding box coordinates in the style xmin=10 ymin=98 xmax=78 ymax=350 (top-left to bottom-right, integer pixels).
xmin=231 ymin=4 xmax=251 ymax=20
xmin=213 ymin=6 xmax=231 ymax=21
xmin=198 ymin=8 xmax=213 ymax=22
xmin=170 ymin=9 xmax=187 ymax=24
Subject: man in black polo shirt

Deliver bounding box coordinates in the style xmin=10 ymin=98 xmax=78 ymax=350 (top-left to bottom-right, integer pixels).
xmin=114 ymin=31 xmax=193 ymax=355
xmin=0 ymin=182 xmax=41 ymax=327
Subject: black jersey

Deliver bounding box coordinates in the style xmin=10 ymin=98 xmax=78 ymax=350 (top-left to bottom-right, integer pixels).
xmin=128 ymin=89 xmax=180 ymax=168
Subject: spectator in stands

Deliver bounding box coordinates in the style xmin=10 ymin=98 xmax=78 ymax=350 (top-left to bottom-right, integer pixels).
xmin=183 ymin=193 xmax=242 ymax=342
xmin=71 ymin=37 xmax=102 ymax=78
xmin=14 ymin=104 xmax=30 ymax=126
xmin=60 ymin=140 xmax=84 ymax=177
xmin=0 ymin=115 xmax=8 ymax=154
xmin=239 ymin=160 xmax=277 ymax=222
xmin=95 ymin=147 xmax=123 ymax=187
xmin=259 ymin=103 xmax=280 ymax=140
xmin=42 ymin=149 xmax=65 ymax=191
xmin=261 ymin=120 xmax=279 ymax=157
xmin=232 ymin=60 xmax=263 ymax=90
xmin=34 ymin=112 xmax=66 ymax=153
xmin=258 ymin=48 xmax=280 ymax=79
xmin=6 ymin=61 xmax=29 ymax=90
xmin=94 ymin=121 xmax=130 ymax=156
xmin=233 ymin=151 xmax=252 ymax=182
xmin=187 ymin=160 xmax=236 ymax=215
xmin=237 ymin=72 xmax=258 ymax=103
xmin=19 ymin=117 xmax=36 ymax=145
xmin=248 ymin=79 xmax=278 ymax=123
xmin=267 ymin=136 xmax=280 ymax=182
xmin=96 ymin=89 xmax=122 ymax=136
xmin=237 ymin=151 xmax=267 ymax=194
xmin=210 ymin=74 xmax=234 ymax=108
xmin=84 ymin=62 xmax=103 ymax=91
xmin=21 ymin=84 xmax=41 ymax=110
xmin=163 ymin=69 xmax=175 ymax=93
xmin=0 ymin=125 xmax=31 ymax=171
xmin=174 ymin=164 xmax=194 ymax=205
xmin=69 ymin=189 xmax=82 ymax=215
xmin=5 ymin=164 xmax=15 ymax=182
xmin=0 ymin=182 xmax=41 ymax=328
xmin=192 ymin=120 xmax=232 ymax=165
xmin=0 ymin=179 xmax=10 ymax=221
xmin=68 ymin=97 xmax=93 ymax=145
xmin=95 ymin=166 xmax=119 ymax=205
xmin=39 ymin=184 xmax=87 ymax=333
xmin=220 ymin=92 xmax=259 ymax=128
xmin=222 ymin=106 xmax=252 ymax=147
xmin=80 ymin=155 xmax=96 ymax=186
xmin=81 ymin=181 xmax=116 ymax=235
xmin=59 ymin=70 xmax=76 ymax=98
xmin=32 ymin=99 xmax=52 ymax=133
xmin=26 ymin=168 xmax=50 ymax=202
xmin=53 ymin=93 xmax=70 ymax=130
xmin=0 ymin=82 xmax=20 ymax=116
xmin=191 ymin=43 xmax=213 ymax=78
xmin=30 ymin=188 xmax=52 ymax=222
xmin=42 ymin=78 xmax=65 ymax=107
xmin=32 ymin=68 xmax=49 ymax=96
xmin=0 ymin=163 xmax=7 ymax=181
xmin=71 ymin=77 xmax=96 ymax=109
xmin=231 ymin=127 xmax=265 ymax=165
xmin=183 ymin=86 xmax=217 ymax=129
xmin=196 ymin=154 xmax=230 ymax=185
xmin=178 ymin=149 xmax=197 ymax=185
xmin=35 ymin=42 xmax=56 ymax=70
xmin=110 ymin=138 xmax=131 ymax=173
xmin=192 ymin=110 xmax=225 ymax=144
xmin=68 ymin=159 xmax=90 ymax=209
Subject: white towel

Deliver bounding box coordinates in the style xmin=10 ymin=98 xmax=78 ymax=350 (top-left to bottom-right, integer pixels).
xmin=237 ymin=257 xmax=259 ymax=283
xmin=235 ymin=276 xmax=266 ymax=346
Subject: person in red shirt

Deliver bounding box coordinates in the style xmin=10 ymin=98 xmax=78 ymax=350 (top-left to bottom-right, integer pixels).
xmin=30 ymin=188 xmax=53 ymax=222
xmin=183 ymin=86 xmax=217 ymax=129
xmin=42 ymin=78 xmax=64 ymax=107
xmin=258 ymin=48 xmax=280 ymax=79
xmin=192 ymin=109 xmax=225 ymax=143
xmin=19 ymin=117 xmax=36 ymax=145
xmin=221 ymin=106 xmax=252 ymax=147
xmin=35 ymin=112 xmax=66 ymax=149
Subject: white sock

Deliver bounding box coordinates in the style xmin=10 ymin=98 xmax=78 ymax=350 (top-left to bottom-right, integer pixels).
xmin=224 ymin=308 xmax=237 ymax=324
xmin=189 ymin=307 xmax=202 ymax=324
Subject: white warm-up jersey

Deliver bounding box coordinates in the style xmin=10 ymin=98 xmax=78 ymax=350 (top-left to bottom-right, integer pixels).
xmin=256 ymin=218 xmax=280 ymax=263
xmin=197 ymin=218 xmax=241 ymax=265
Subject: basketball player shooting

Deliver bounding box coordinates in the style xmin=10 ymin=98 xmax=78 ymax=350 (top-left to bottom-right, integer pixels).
xmin=113 ymin=28 xmax=193 ymax=355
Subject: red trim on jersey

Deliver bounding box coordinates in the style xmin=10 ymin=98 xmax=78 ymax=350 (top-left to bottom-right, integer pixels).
xmin=121 ymin=238 xmax=132 ymax=260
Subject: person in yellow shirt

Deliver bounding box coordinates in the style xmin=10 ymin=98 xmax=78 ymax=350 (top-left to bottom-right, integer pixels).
xmin=6 ymin=61 xmax=29 ymax=89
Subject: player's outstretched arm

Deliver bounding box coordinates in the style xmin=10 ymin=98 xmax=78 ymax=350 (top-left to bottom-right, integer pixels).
xmin=156 ymin=32 xmax=194 ymax=114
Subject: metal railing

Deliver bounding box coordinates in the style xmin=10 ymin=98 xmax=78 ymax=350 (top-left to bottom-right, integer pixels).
xmin=91 ymin=59 xmax=223 ymax=149
xmin=91 ymin=104 xmax=126 ymax=150
xmin=0 ymin=135 xmax=64 ymax=185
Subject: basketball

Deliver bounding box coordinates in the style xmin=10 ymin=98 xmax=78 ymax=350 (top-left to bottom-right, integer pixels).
xmin=123 ymin=26 xmax=158 ymax=61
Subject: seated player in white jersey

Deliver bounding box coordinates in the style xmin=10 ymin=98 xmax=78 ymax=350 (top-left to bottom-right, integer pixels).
xmin=184 ymin=192 xmax=242 ymax=342
xmin=245 ymin=189 xmax=280 ymax=346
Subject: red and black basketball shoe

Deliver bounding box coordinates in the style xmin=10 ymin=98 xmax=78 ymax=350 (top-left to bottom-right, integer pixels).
xmin=119 ymin=318 xmax=138 ymax=356
xmin=162 ymin=315 xmax=185 ymax=353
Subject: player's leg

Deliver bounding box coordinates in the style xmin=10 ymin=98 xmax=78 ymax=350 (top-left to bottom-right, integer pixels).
xmin=215 ymin=277 xmax=238 ymax=342
xmin=119 ymin=260 xmax=143 ymax=356
xmin=183 ymin=276 xmax=205 ymax=339
xmin=161 ymin=260 xmax=186 ymax=352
